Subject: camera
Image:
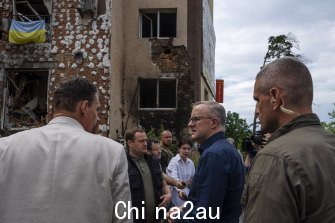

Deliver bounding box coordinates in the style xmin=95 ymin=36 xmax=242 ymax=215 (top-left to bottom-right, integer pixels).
xmin=250 ymin=131 xmax=264 ymax=145
xmin=242 ymin=131 xmax=265 ymax=154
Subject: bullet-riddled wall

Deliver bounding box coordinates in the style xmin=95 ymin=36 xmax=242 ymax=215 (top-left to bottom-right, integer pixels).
xmin=0 ymin=0 xmax=113 ymax=136
xmin=0 ymin=0 xmax=215 ymax=140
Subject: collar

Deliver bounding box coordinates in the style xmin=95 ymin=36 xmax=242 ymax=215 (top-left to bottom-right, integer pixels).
xmin=48 ymin=116 xmax=84 ymax=130
xmin=175 ymin=154 xmax=189 ymax=163
xmin=198 ymin=131 xmax=225 ymax=154
xmin=268 ymin=113 xmax=320 ymax=143
xmin=130 ymin=155 xmax=146 ymax=162
xmin=160 ymin=143 xmax=171 ymax=150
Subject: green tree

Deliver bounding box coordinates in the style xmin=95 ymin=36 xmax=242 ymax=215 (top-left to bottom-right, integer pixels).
xmin=321 ymin=103 xmax=335 ymax=134
xmin=146 ymin=126 xmax=161 ymax=141
xmin=262 ymin=32 xmax=308 ymax=68
xmin=225 ymin=111 xmax=252 ymax=149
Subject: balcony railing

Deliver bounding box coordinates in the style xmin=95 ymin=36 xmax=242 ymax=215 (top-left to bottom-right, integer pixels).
xmin=13 ymin=14 xmax=50 ymax=23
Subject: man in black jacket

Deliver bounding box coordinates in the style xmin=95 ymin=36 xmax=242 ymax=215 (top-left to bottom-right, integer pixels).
xmin=126 ymin=127 xmax=171 ymax=223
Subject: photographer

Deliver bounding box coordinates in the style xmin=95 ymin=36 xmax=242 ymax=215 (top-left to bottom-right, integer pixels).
xmin=242 ymin=132 xmax=270 ymax=172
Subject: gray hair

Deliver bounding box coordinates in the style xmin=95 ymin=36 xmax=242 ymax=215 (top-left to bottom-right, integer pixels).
xmin=193 ymin=101 xmax=226 ymax=131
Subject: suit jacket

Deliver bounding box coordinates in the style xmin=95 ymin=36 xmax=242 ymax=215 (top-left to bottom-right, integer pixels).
xmin=0 ymin=116 xmax=132 ymax=223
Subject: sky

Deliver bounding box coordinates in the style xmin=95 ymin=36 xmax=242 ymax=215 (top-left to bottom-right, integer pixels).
xmin=213 ymin=0 xmax=335 ymax=125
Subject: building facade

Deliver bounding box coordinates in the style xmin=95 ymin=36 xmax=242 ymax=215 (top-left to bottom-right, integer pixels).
xmin=0 ymin=0 xmax=215 ymax=140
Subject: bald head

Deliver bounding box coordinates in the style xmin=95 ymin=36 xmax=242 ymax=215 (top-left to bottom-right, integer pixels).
xmin=160 ymin=130 xmax=172 ymax=147
xmin=256 ymin=57 xmax=313 ymax=108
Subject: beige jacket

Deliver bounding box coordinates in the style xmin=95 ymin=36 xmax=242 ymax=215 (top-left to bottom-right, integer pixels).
xmin=0 ymin=116 xmax=132 ymax=223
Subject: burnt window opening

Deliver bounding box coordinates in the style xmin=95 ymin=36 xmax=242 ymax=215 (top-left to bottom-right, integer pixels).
xmin=14 ymin=0 xmax=50 ymax=22
xmin=139 ymin=79 xmax=177 ymax=109
xmin=77 ymin=0 xmax=95 ymax=14
xmin=2 ymin=70 xmax=49 ymax=130
xmin=0 ymin=18 xmax=3 ymax=39
xmin=77 ymin=0 xmax=105 ymax=20
xmin=77 ymin=0 xmax=106 ymax=26
xmin=164 ymin=48 xmax=172 ymax=54
xmin=140 ymin=9 xmax=177 ymax=38
xmin=97 ymin=0 xmax=106 ymax=16
xmin=14 ymin=0 xmax=52 ymax=39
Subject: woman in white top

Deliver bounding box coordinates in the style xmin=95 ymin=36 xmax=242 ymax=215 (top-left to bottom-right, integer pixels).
xmin=166 ymin=139 xmax=195 ymax=206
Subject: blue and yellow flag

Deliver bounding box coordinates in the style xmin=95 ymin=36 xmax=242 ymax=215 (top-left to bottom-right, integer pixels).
xmin=9 ymin=20 xmax=46 ymax=44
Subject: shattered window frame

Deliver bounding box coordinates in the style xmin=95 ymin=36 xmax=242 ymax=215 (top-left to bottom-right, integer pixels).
xmin=13 ymin=0 xmax=52 ymax=39
xmin=139 ymin=9 xmax=177 ymax=38
xmin=138 ymin=78 xmax=177 ymax=110
xmin=1 ymin=69 xmax=49 ymax=130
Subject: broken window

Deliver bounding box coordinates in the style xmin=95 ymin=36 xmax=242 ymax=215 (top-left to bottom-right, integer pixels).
xmin=0 ymin=18 xmax=4 ymax=39
xmin=13 ymin=0 xmax=51 ymax=39
xmin=77 ymin=0 xmax=96 ymax=14
xmin=139 ymin=79 xmax=177 ymax=109
xmin=140 ymin=9 xmax=177 ymax=38
xmin=77 ymin=0 xmax=107 ymax=19
xmin=96 ymin=0 xmax=106 ymax=16
xmin=2 ymin=70 xmax=49 ymax=130
xmin=77 ymin=0 xmax=105 ymax=25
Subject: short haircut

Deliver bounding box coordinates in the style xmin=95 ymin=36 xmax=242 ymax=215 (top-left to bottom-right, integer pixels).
xmin=178 ymin=139 xmax=193 ymax=149
xmin=147 ymin=139 xmax=160 ymax=151
xmin=160 ymin=130 xmax=172 ymax=138
xmin=125 ymin=127 xmax=145 ymax=142
xmin=256 ymin=57 xmax=313 ymax=107
xmin=193 ymin=101 xmax=226 ymax=129
xmin=53 ymin=76 xmax=97 ymax=112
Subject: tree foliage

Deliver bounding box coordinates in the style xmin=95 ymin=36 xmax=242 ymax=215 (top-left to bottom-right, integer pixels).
xmin=225 ymin=111 xmax=252 ymax=149
xmin=321 ymin=103 xmax=335 ymax=134
xmin=262 ymin=32 xmax=309 ymax=68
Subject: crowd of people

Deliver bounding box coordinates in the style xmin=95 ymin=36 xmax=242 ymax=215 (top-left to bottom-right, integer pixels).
xmin=0 ymin=57 xmax=334 ymax=223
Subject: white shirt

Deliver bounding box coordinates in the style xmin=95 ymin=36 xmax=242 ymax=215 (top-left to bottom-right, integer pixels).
xmin=166 ymin=154 xmax=195 ymax=206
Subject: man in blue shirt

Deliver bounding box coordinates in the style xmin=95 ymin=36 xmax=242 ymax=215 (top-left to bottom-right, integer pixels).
xmin=168 ymin=101 xmax=245 ymax=222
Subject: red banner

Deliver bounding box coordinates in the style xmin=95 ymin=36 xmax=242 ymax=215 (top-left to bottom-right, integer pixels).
xmin=215 ymin=79 xmax=224 ymax=103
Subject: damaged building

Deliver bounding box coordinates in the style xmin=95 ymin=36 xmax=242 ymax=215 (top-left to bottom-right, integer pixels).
xmin=0 ymin=0 xmax=216 ymax=140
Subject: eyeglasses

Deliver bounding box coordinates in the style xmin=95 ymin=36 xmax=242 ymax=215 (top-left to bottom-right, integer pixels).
xmin=189 ymin=116 xmax=213 ymax=124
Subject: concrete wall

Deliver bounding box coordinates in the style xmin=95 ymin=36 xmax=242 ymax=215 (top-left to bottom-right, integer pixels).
xmin=138 ymin=39 xmax=194 ymax=140
xmin=202 ymin=0 xmax=216 ymax=95
xmin=208 ymin=0 xmax=214 ymax=21
xmin=109 ymin=0 xmax=125 ymax=140
xmin=111 ymin=0 xmax=190 ymax=139
xmin=187 ymin=0 xmax=215 ymax=102
xmin=187 ymin=0 xmax=202 ymax=102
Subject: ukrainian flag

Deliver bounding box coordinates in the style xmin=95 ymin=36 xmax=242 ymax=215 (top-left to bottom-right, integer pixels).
xmin=9 ymin=20 xmax=46 ymax=44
